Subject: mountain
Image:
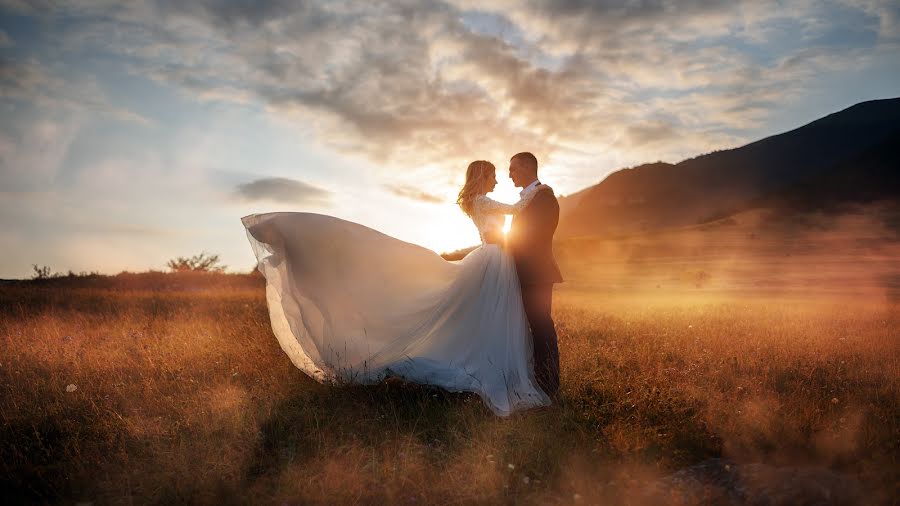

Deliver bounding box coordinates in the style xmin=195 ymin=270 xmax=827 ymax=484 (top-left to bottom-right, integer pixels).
xmin=747 ymin=128 xmax=900 ymax=214
xmin=558 ymin=97 xmax=900 ymax=237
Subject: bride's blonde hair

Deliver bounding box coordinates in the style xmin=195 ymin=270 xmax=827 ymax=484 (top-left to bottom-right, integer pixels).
xmin=457 ymin=160 xmax=495 ymax=217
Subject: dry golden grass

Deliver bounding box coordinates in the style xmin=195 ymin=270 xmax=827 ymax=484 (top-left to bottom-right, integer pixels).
xmin=3 ymin=207 xmax=899 ymax=503
xmin=1 ymin=277 xmax=897 ymax=504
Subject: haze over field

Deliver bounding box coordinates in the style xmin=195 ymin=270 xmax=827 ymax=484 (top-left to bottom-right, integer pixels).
xmin=2 ymin=1 xmax=900 ymax=278
xmin=2 ymin=273 xmax=898 ymax=503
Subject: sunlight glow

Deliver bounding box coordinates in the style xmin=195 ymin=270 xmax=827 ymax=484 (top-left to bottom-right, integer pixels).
xmin=420 ymin=211 xmax=481 ymax=253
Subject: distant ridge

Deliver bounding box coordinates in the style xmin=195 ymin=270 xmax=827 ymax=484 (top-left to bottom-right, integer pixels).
xmin=558 ymin=97 xmax=900 ymax=237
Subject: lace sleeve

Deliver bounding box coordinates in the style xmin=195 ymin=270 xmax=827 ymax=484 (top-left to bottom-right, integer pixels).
xmin=473 ymin=195 xmax=518 ymax=215
xmin=473 ymin=186 xmax=553 ymax=216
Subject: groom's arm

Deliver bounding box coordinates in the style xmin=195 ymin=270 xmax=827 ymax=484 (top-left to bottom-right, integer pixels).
xmin=530 ymin=191 xmax=560 ymax=242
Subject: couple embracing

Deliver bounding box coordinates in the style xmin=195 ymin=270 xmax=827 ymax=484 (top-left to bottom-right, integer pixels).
xmin=242 ymin=152 xmax=563 ymax=416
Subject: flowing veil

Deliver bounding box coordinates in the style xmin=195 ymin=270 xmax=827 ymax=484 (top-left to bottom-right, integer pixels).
xmin=242 ymin=212 xmax=549 ymax=415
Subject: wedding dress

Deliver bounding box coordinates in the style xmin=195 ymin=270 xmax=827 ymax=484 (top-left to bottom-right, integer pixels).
xmin=241 ymin=190 xmax=551 ymax=416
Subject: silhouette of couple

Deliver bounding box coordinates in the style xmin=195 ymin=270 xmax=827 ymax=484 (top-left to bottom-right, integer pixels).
xmin=242 ymin=152 xmax=562 ymax=416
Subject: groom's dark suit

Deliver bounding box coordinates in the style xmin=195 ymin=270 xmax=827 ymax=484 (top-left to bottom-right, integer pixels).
xmin=508 ymin=186 xmax=563 ymax=397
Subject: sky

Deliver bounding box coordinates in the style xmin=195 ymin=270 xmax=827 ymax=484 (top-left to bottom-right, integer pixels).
xmin=1 ymin=0 xmax=898 ymax=278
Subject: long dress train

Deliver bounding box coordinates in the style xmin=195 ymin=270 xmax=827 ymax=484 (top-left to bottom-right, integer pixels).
xmin=241 ymin=192 xmax=551 ymax=416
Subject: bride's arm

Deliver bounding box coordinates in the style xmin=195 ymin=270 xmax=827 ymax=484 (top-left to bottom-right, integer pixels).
xmin=473 ymin=195 xmax=517 ymax=215
xmin=474 ymin=186 xmax=553 ymax=216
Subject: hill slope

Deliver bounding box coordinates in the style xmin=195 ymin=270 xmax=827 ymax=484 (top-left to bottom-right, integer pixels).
xmin=748 ymin=128 xmax=900 ymax=216
xmin=558 ymin=98 xmax=900 ymax=237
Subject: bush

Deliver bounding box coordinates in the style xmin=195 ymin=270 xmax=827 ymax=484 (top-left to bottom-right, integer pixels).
xmin=166 ymin=252 xmax=226 ymax=273
xmin=30 ymin=264 xmax=53 ymax=280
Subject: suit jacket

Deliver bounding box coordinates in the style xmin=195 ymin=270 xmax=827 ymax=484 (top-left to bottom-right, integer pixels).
xmin=508 ymin=189 xmax=563 ymax=286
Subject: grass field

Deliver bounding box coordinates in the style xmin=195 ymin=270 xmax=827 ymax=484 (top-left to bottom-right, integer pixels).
xmin=1 ymin=279 xmax=897 ymax=504
xmin=2 ymin=208 xmax=898 ymax=504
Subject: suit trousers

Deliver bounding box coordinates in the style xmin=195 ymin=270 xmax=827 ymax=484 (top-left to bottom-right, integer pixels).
xmin=521 ymin=283 xmax=560 ymax=397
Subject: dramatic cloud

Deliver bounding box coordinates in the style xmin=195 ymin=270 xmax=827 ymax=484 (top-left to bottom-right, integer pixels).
xmin=0 ymin=57 xmax=149 ymax=125
xmin=22 ymin=0 xmax=892 ymax=182
xmin=233 ymin=177 xmax=332 ymax=206
xmin=1 ymin=0 xmax=898 ymax=276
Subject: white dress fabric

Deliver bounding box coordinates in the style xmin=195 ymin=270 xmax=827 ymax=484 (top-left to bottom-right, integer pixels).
xmin=241 ymin=190 xmax=551 ymax=416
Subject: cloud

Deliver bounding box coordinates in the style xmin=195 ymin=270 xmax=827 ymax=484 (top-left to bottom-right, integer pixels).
xmin=624 ymin=121 xmax=680 ymax=147
xmin=6 ymin=0 xmax=899 ymax=189
xmin=0 ymin=57 xmax=150 ymax=125
xmin=1 ymin=0 xmax=896 ymax=278
xmin=233 ymin=177 xmax=332 ymax=205
xmin=839 ymin=0 xmax=900 ymax=40
xmin=0 ymin=109 xmax=83 ymax=191
xmin=383 ymin=184 xmax=444 ymax=204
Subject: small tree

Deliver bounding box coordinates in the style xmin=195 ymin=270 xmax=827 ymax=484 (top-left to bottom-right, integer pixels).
xmin=166 ymin=252 xmax=226 ymax=273
xmin=31 ymin=264 xmax=52 ymax=280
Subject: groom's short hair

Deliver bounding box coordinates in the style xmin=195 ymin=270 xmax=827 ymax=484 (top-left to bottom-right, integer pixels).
xmin=511 ymin=152 xmax=538 ymax=173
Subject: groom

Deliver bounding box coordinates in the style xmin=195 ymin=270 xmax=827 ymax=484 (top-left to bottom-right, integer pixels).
xmin=507 ymin=152 xmax=563 ymax=397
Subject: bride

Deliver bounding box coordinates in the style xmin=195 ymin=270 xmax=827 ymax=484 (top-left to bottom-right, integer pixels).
xmin=241 ymin=160 xmax=552 ymax=416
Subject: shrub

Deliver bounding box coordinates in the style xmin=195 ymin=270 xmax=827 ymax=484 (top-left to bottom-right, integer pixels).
xmin=166 ymin=252 xmax=226 ymax=273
